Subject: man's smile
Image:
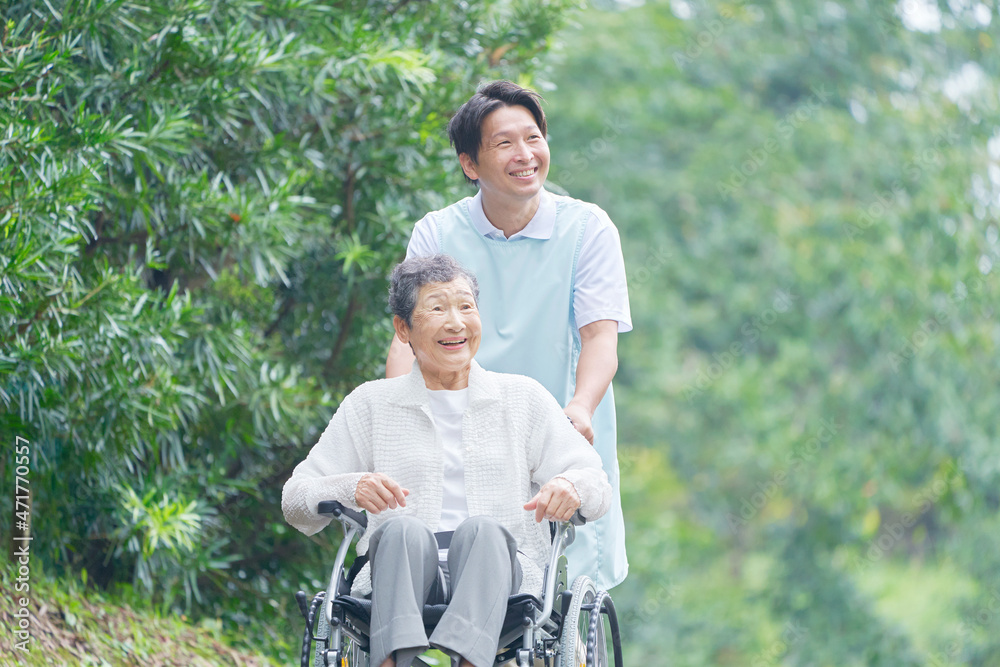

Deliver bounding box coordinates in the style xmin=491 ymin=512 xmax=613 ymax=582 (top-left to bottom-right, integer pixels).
xmin=510 ymin=167 xmax=538 ymax=178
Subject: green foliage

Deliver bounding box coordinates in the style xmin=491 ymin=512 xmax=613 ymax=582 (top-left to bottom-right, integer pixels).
xmin=0 ymin=0 xmax=574 ymax=660
xmin=545 ymin=0 xmax=1000 ymax=664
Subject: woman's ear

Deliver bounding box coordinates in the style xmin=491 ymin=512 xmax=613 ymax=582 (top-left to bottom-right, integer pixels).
xmin=393 ymin=315 xmax=410 ymax=345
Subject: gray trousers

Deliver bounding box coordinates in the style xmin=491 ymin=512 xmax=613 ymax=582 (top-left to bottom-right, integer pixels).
xmin=367 ymin=515 xmax=522 ymax=667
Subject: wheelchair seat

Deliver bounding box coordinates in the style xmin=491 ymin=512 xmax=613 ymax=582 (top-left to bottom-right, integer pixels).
xmin=329 ymin=592 xmax=556 ymax=638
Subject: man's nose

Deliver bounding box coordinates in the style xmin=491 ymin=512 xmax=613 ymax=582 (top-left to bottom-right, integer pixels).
xmin=512 ymin=139 xmax=531 ymax=161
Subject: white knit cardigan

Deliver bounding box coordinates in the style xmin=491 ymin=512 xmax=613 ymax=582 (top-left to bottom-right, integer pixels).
xmin=281 ymin=360 xmax=612 ymax=597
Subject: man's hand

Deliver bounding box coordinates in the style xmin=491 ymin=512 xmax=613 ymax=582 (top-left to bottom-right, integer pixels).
xmin=565 ymin=319 xmax=618 ymax=446
xmin=563 ymin=401 xmax=594 ymax=445
xmin=355 ymin=473 xmax=409 ymax=514
xmin=524 ymin=478 xmax=581 ymax=523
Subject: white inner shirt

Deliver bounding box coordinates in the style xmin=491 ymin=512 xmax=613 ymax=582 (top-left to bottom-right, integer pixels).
xmin=427 ymin=387 xmax=470 ymax=563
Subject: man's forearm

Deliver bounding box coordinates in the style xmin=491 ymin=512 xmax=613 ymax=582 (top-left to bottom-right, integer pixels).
xmin=386 ymin=334 xmax=415 ymax=378
xmin=568 ymin=320 xmax=619 ymax=415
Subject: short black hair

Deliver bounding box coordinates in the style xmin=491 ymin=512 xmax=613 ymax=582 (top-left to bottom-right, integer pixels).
xmin=389 ymin=254 xmax=480 ymax=327
xmin=447 ymin=80 xmax=547 ymax=184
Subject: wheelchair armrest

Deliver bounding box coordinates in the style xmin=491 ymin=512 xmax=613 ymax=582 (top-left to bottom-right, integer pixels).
xmin=318 ymin=500 xmax=368 ymax=533
xmin=316 ymin=501 xmax=367 ymax=626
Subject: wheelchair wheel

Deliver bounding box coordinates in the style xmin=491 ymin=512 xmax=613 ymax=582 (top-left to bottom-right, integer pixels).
xmin=323 ymin=634 xmax=369 ymax=667
xmin=557 ymin=576 xmax=623 ymax=667
xmin=312 ymin=599 xmax=330 ymax=667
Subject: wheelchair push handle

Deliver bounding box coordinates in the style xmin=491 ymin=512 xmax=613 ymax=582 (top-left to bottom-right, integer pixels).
xmin=318 ymin=500 xmax=368 ymax=530
xmin=550 ymin=510 xmax=586 ymax=541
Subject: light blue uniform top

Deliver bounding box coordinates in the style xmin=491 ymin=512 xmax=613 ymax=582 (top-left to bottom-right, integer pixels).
xmin=430 ymin=191 xmax=629 ymax=590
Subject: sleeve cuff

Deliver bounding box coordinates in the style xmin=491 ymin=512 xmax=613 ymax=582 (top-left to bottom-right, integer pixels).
xmin=305 ymin=472 xmax=367 ymax=514
xmin=574 ymin=311 xmax=633 ymax=333
xmin=553 ymin=471 xmax=611 ymax=521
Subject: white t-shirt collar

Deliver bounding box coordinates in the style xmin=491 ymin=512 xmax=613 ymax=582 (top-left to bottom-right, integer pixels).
xmin=469 ymin=189 xmax=556 ymax=241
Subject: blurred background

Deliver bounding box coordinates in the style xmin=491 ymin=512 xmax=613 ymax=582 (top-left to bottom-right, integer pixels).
xmin=2 ymin=0 xmax=999 ymax=664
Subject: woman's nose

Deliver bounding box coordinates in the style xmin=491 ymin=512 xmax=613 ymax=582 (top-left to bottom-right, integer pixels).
xmin=443 ymin=308 xmax=463 ymax=329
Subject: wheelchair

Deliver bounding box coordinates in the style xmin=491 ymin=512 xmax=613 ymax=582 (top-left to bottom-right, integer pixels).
xmin=294 ymin=501 xmax=623 ymax=667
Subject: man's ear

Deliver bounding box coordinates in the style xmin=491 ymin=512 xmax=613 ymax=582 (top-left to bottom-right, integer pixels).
xmin=458 ymin=153 xmax=479 ymax=181
xmin=393 ymin=315 xmax=410 ymax=345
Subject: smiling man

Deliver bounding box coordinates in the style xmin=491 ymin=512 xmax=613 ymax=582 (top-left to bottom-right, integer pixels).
xmin=386 ymin=80 xmax=631 ymax=591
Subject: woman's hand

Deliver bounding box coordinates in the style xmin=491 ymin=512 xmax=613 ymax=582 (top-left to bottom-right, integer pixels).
xmin=355 ymin=473 xmax=409 ymax=514
xmin=524 ymin=478 xmax=581 ymax=523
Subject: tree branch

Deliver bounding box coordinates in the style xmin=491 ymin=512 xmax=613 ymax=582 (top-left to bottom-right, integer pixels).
xmin=264 ymin=296 xmax=296 ymax=338
xmin=0 ymin=61 xmax=54 ymax=99
xmin=324 ymin=292 xmax=358 ymax=376
xmin=386 ymin=0 xmax=417 ymax=18
xmin=119 ymin=58 xmax=171 ymax=106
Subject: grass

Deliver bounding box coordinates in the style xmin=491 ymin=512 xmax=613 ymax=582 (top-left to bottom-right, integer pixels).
xmin=0 ymin=560 xmax=277 ymax=666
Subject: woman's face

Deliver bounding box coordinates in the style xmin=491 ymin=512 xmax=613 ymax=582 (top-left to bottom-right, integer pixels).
xmin=396 ymin=278 xmax=481 ymax=386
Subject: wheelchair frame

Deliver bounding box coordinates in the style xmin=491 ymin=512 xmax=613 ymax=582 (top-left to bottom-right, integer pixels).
xmin=294 ymin=501 xmax=623 ymax=667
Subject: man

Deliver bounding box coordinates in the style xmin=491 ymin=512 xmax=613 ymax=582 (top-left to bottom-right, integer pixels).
xmin=386 ymin=80 xmax=631 ymax=590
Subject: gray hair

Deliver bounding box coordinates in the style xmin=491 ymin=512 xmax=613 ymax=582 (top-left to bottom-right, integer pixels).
xmin=389 ymin=254 xmax=480 ymax=327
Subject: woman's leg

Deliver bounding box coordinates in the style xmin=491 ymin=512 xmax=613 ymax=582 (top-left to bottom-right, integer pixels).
xmin=368 ymin=515 xmax=439 ymax=667
xmin=430 ymin=516 xmax=522 ymax=667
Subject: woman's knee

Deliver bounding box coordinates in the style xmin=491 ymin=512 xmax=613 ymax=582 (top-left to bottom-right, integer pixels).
xmin=454 ymin=515 xmax=511 ymax=543
xmin=372 ymin=515 xmax=435 ymax=553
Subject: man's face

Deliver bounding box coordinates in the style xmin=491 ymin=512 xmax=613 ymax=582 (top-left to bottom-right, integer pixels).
xmin=459 ymin=104 xmax=550 ymax=204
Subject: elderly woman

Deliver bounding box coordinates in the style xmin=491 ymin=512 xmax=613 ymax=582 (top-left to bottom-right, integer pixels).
xmin=282 ymin=254 xmax=611 ymax=667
